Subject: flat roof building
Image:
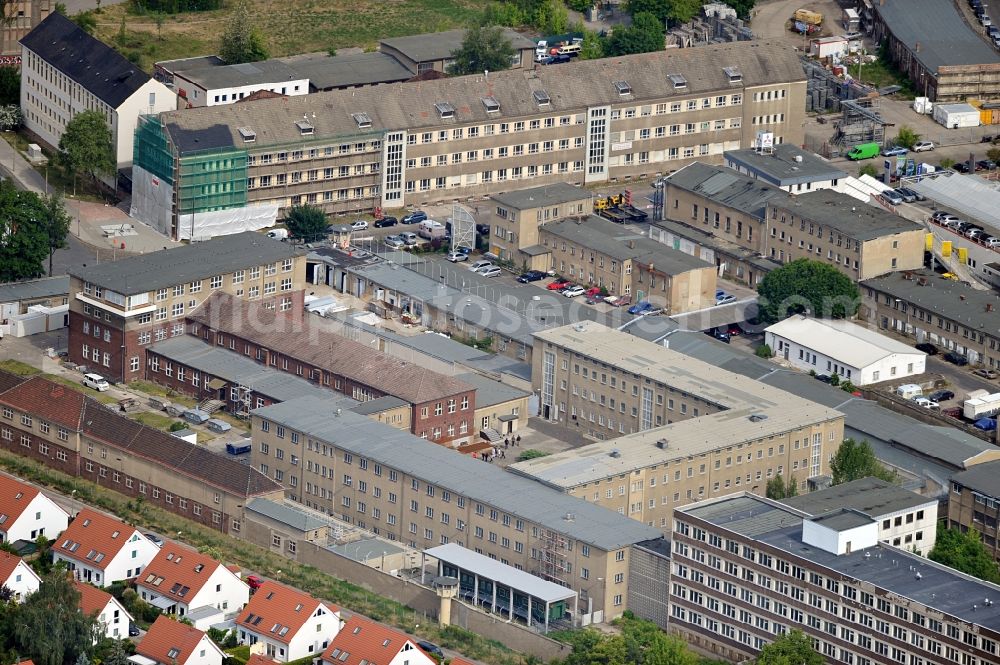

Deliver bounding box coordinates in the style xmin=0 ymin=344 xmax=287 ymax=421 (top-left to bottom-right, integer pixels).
xmin=672 ymin=493 xmax=1000 ymax=664
xmin=724 ymin=143 xmax=846 ymax=192
xmin=511 ymin=321 xmax=844 ymax=532
xmin=764 ymin=315 xmax=927 ymax=386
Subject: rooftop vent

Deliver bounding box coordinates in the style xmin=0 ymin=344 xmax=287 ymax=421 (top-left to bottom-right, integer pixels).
xmin=237 ymin=126 xmax=256 ymax=143
xmin=723 ymin=66 xmax=742 ymax=83
xmin=435 ymin=102 xmax=455 ymax=119
xmin=533 ymin=89 xmax=551 ymax=106
xmin=610 ymin=449 xmax=621 ymax=458
xmin=748 ymin=413 xmax=768 ymax=422
xmin=668 ymin=73 xmax=687 ymax=89
xmin=614 ymin=80 xmax=632 ymax=96
xmin=352 ymin=112 xmax=372 ymax=129
xmin=656 ymin=439 xmax=668 ymax=449
xmin=296 ymin=119 xmax=314 ymax=135
xmin=482 ymin=96 xmax=501 ymax=113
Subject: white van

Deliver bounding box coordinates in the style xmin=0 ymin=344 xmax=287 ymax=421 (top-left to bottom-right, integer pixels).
xmin=82 ymin=373 xmax=110 ymax=391
xmin=557 ymin=43 xmax=581 ymax=57
xmin=417 ymin=220 xmax=446 ymax=240
xmin=266 ymin=228 xmax=289 ymax=240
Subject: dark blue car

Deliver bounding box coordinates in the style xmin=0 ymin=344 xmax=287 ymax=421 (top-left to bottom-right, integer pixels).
xmin=517 ymin=270 xmax=546 ymax=283
xmin=402 ymin=211 xmax=427 ymax=224
xmin=628 ymin=301 xmax=654 ymax=316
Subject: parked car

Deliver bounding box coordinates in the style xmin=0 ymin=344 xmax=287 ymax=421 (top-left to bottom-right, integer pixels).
xmin=542 ymin=54 xmax=572 ymax=64
xmin=912 ymin=141 xmax=935 ymax=152
xmin=882 ymin=145 xmax=908 ymax=157
xmin=401 ymin=211 xmax=427 ymax=224
xmin=144 ymin=533 xmax=164 ymax=547
xmin=712 ymin=328 xmax=731 ymax=343
xmin=715 ymin=289 xmax=725 ymax=300
xmin=374 ymin=216 xmax=398 ymax=228
xmin=978 ymin=159 xmax=998 ymax=171
xmin=715 ymin=294 xmax=737 ymax=305
xmin=815 ymin=374 xmax=833 ymax=384
xmin=974 ymin=368 xmax=1000 ymax=379
xmin=585 ymin=288 xmax=605 ymax=304
xmin=562 ymin=285 xmax=586 ymax=297
xmin=517 ymin=270 xmax=546 ymax=283
xmin=547 ymin=279 xmax=573 ymax=291
xmin=129 ymin=623 xmax=141 ymax=637
xmin=469 ymin=260 xmax=493 ymax=272
xmin=944 ymin=352 xmax=969 ymax=366
xmin=912 ymin=397 xmax=940 ymax=409
xmin=417 ymin=642 xmax=444 ymax=660
xmin=446 ymin=251 xmax=468 ymax=262
xmin=628 ymin=301 xmax=655 ymax=315
xmin=246 ymin=575 xmax=264 ymax=593
xmin=82 ymin=373 xmax=110 ymax=391
xmin=604 ymin=294 xmax=631 ymax=307
xmin=400 ymin=232 xmax=419 ymax=246
xmin=350 ymin=220 xmax=369 ymax=231
xmin=915 ymin=342 xmax=938 ymax=355
xmin=479 ymin=266 xmax=502 ymax=278
xmin=879 ymin=190 xmax=904 ymax=205
xmin=727 ymin=324 xmax=743 ymax=337
xmin=893 ymin=188 xmax=916 ymax=203
xmin=928 ymin=389 xmax=955 ymax=402
xmin=384 ymin=235 xmax=404 ymax=248
xmin=985 ymin=237 xmax=1000 ymax=248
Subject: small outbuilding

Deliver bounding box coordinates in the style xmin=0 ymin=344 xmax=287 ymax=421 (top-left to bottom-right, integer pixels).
xmin=933 ymin=103 xmax=981 ymax=129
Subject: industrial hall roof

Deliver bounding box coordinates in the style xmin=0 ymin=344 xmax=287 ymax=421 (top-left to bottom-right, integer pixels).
xmin=158 ymin=40 xmax=806 ymax=154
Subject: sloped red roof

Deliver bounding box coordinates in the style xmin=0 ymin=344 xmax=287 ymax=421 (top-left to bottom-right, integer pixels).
xmin=0 ymin=551 xmax=30 ymax=584
xmin=322 ymin=615 xmax=429 ymax=665
xmin=138 ymin=615 xmax=216 ymax=665
xmin=52 ymin=508 xmax=139 ymax=570
xmin=0 ymin=474 xmax=42 ymax=529
xmin=0 ymin=375 xmax=86 ymax=430
xmin=137 ymin=543 xmax=235 ymax=604
xmin=74 ymin=579 xmax=116 ymax=616
xmin=235 ymin=580 xmax=336 ymax=645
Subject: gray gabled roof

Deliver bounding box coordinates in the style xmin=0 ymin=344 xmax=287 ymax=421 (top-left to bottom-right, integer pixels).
xmin=666 ymin=161 xmax=788 ymax=218
xmin=873 ymin=0 xmax=999 ymax=73
xmin=281 ymin=52 xmax=413 ymax=90
xmin=68 ymin=232 xmax=301 ymax=295
xmin=247 ymin=498 xmax=328 ymax=532
xmin=379 ymin=28 xmax=535 ymax=63
xmin=770 ymin=189 xmax=924 ymax=242
xmin=454 ymin=373 xmax=529 ymax=408
xmin=175 ymin=59 xmax=305 ymax=90
xmin=952 ymin=460 xmax=1000 ymax=498
xmin=160 ymin=40 xmax=806 ymax=154
xmin=491 ymin=183 xmax=590 ymax=210
xmin=724 ymin=144 xmax=846 ymax=186
xmin=252 ymin=396 xmax=662 ymax=550
xmin=0 ymin=276 xmax=69 ymax=303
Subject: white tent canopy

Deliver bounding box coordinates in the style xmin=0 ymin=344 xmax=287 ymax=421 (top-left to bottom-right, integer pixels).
xmin=906 ymin=172 xmax=1000 ymax=228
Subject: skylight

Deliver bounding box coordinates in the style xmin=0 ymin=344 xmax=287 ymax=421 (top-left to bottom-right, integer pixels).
xmin=238 ymin=127 xmax=256 ymax=143
xmin=533 ymin=89 xmax=550 ymax=106
xmin=434 ymin=102 xmax=455 ymax=119
xmin=614 ymin=80 xmax=632 ymax=96
xmin=352 ymin=112 xmax=372 ymax=129
xmin=668 ymin=74 xmax=687 ymax=89
xmin=723 ymin=66 xmax=742 ymax=83
xmin=482 ymin=96 xmax=501 ymax=113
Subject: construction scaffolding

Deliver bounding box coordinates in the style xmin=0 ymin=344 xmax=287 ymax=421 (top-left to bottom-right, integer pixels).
xmin=834 ymin=97 xmax=890 ymax=149
xmin=538 ymin=528 xmax=570 ymax=586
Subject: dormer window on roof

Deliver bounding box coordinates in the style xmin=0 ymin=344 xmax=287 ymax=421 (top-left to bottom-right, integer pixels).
xmin=723 ymin=66 xmax=742 ymax=83
xmin=434 ymin=102 xmax=455 ymax=119
xmin=533 ymin=89 xmax=550 ymax=106
xmin=296 ymin=119 xmax=314 ymax=135
xmin=352 ymin=112 xmax=372 ymax=129
xmin=669 ymin=74 xmax=687 ymax=89
xmin=614 ymin=80 xmax=632 ymax=96
xmin=238 ymin=127 xmax=256 ymax=143
xmin=482 ymin=96 xmax=501 ymax=113
xmin=167 ymin=649 xmax=180 ymax=659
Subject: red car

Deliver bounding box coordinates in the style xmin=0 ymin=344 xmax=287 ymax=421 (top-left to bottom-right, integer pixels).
xmin=547 ymin=279 xmax=572 ymax=291
xmin=246 ymin=575 xmax=264 ymax=593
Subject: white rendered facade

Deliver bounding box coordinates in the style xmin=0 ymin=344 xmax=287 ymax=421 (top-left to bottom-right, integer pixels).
xmin=0 ymin=489 xmax=69 ymax=543
xmin=54 ymin=530 xmax=159 ymax=587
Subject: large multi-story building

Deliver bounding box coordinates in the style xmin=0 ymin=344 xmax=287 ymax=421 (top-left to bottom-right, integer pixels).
xmin=537 ymin=215 xmax=717 ymax=313
xmin=948 ymin=460 xmax=1000 ymax=561
xmin=489 ymin=183 xmax=592 ymax=269
xmin=0 ymin=370 xmax=283 ymax=534
xmin=508 ymin=322 xmax=844 ymax=531
xmin=19 ymin=13 xmax=175 ymax=182
xmin=671 ymin=493 xmax=1000 ymax=664
xmin=130 ymin=40 xmax=807 ymax=240
xmin=662 ymin=162 xmax=925 ymax=282
xmin=66 ymin=232 xmax=305 ymax=384
xmin=250 ymin=394 xmax=663 ymax=621
xmin=186 ymin=293 xmax=476 ymax=446
xmin=861 ymin=269 xmax=1000 ymax=371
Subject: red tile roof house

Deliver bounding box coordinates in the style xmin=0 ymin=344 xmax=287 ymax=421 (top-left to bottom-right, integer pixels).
xmin=235 ymin=580 xmax=341 ymax=662
xmin=0 ymin=551 xmax=40 ymax=601
xmin=52 ymin=507 xmax=159 ymax=587
xmin=0 ymin=474 xmax=69 ymax=544
xmin=136 ymin=543 xmax=249 ymax=630
xmin=75 ymin=579 xmax=134 ymax=641
xmin=131 ymin=615 xmax=224 ymax=665
xmin=321 ymin=616 xmax=436 ymax=665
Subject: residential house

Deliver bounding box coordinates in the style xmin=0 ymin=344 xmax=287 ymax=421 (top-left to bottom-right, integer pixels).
xmin=19 ymin=13 xmax=175 ymax=182
xmin=66 ymin=231 xmax=306 ymax=383
xmin=51 ymin=508 xmax=158 ymax=587
xmin=133 ymin=615 xmax=225 ymax=665
xmin=75 ymin=580 xmax=134 ymax=640
xmin=321 ymin=616 xmax=436 ymax=665
xmin=136 ymin=543 xmax=249 ymax=628
xmin=0 ymin=552 xmax=40 ymax=601
xmin=235 ymin=580 xmax=341 ymax=662
xmin=0 ymin=473 xmax=69 ymax=543
xmin=764 ymin=315 xmax=927 ymax=385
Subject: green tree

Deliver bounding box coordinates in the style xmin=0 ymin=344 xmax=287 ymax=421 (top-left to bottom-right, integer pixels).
xmin=894 ymin=124 xmax=921 ymax=150
xmin=12 ymin=571 xmax=99 ymax=665
xmin=765 ymin=473 xmax=798 ymax=500
xmin=99 ymin=639 xmax=131 ymax=665
xmin=0 ymin=181 xmax=54 ymax=281
xmin=59 ymin=110 xmax=115 ymax=191
xmin=939 ymin=157 xmax=956 ymax=170
xmin=579 ymin=29 xmax=605 ymax=59
xmin=71 ymin=10 xmax=97 ymax=33
xmin=756 ymin=258 xmax=860 ymax=323
xmin=0 ymin=66 xmax=19 ymax=106
xmin=565 ymin=0 xmax=592 ymax=10
xmin=625 ymin=0 xmax=699 ymax=24
xmin=43 ymin=193 xmax=71 ymax=277
xmin=723 ymin=0 xmax=755 ymax=17
xmin=533 ymin=0 xmax=568 ymax=35
xmin=153 ymin=12 xmax=166 ymax=40
xmin=755 ymin=344 xmax=773 ymax=358
xmin=857 ymin=163 xmax=878 ymax=178
xmin=830 ymin=438 xmax=897 ymax=485
xmin=606 ymin=12 xmax=663 ymax=55
xmin=448 ymin=25 xmax=516 ymax=75
xmin=929 ymin=527 xmax=1000 ymax=583
xmin=283 ymin=204 xmax=328 ymax=242
xmin=218 ymin=0 xmax=269 ymax=64
xmin=756 ymin=629 xmax=823 ymax=665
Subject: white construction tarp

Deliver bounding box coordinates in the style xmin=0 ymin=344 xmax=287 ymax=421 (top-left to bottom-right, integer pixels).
xmin=907 ymin=172 xmax=1000 ymax=227
xmin=184 ymin=202 xmax=279 ymax=241
xmin=130 ymin=165 xmax=174 ymax=237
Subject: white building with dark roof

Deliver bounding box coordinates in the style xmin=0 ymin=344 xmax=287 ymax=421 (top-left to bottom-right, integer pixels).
xmin=19 ymin=13 xmax=175 ymax=180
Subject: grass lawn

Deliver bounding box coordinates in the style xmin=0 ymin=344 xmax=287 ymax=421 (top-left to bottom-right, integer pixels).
xmin=130 ymin=411 xmax=182 ymax=430
xmin=0 ymin=360 xmax=41 ymax=376
xmin=94 ymin=0 xmax=487 ymax=73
